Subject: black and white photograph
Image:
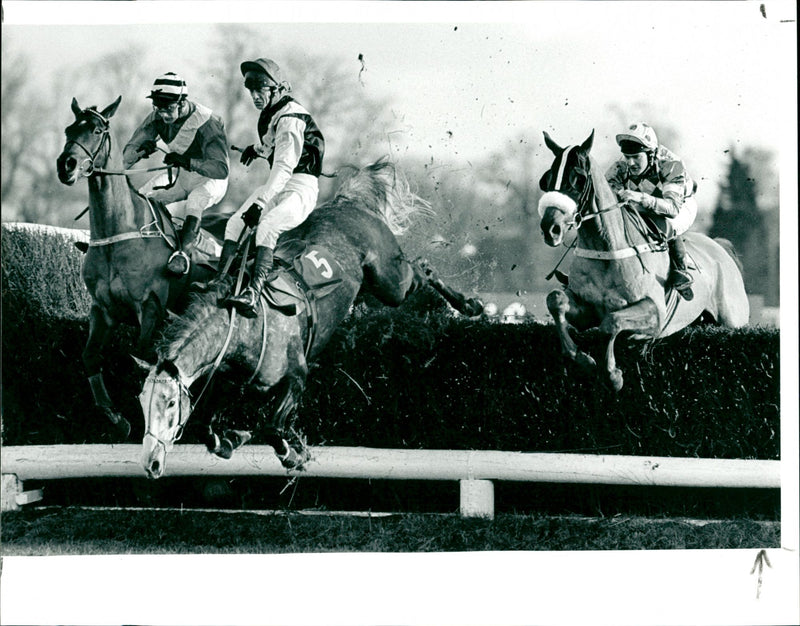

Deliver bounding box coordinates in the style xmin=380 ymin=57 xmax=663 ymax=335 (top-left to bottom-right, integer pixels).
xmin=1 ymin=1 xmax=798 ymax=624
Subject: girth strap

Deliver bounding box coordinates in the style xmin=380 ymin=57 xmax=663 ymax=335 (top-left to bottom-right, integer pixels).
xmin=575 ymin=241 xmax=666 ymax=260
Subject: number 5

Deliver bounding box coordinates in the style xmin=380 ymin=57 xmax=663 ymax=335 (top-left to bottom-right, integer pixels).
xmin=305 ymin=250 xmax=333 ymax=279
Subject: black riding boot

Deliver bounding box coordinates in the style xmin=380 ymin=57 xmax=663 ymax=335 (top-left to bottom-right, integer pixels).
xmin=167 ymin=215 xmax=201 ymax=276
xmin=225 ymin=245 xmax=275 ymax=318
xmin=668 ymin=236 xmax=694 ymax=301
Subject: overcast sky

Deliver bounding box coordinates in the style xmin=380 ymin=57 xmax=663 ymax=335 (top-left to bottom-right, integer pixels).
xmin=3 ymin=1 xmax=796 ymax=217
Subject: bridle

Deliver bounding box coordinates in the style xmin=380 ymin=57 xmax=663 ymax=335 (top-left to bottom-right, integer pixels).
xmin=64 ymin=108 xmax=112 ymax=178
xmin=141 ymin=370 xmax=193 ymax=455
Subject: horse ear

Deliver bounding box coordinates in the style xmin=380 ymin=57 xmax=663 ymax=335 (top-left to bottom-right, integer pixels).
xmin=101 ymin=96 xmax=123 ymax=120
xmin=132 ymin=355 xmax=153 ymax=372
xmin=71 ymin=97 xmax=82 ymax=118
xmin=543 ymin=131 xmax=563 ymax=155
xmin=581 ymin=130 xmax=595 ymax=152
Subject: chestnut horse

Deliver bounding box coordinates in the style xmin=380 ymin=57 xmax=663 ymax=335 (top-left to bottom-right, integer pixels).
xmin=538 ymin=130 xmax=748 ymax=391
xmin=138 ymin=159 xmax=483 ymax=478
xmin=56 ymin=96 xmax=217 ymax=437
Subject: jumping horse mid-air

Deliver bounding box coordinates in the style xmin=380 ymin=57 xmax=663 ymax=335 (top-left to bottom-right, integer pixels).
xmin=56 ymin=96 xmax=220 ymax=437
xmin=137 ymin=158 xmax=484 ymax=479
xmin=538 ymin=130 xmax=749 ymax=391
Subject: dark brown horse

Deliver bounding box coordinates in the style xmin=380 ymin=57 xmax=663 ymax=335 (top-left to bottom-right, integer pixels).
xmin=538 ymin=131 xmax=749 ymax=391
xmin=56 ymin=97 xmax=217 ymax=437
xmin=138 ymin=159 xmax=483 ymax=478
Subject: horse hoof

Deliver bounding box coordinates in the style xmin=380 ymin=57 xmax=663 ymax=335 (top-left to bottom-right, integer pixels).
xmin=575 ymin=351 xmax=596 ymax=371
xmin=608 ymin=369 xmax=624 ymax=392
xmin=465 ymin=298 xmax=484 ymax=317
xmin=116 ymin=417 xmax=132 ymax=439
xmin=104 ymin=409 xmax=131 ymax=439
xmin=277 ymin=444 xmax=309 ymax=470
xmin=223 ymin=429 xmax=252 ymax=450
xmin=216 ymin=440 xmax=234 ymax=460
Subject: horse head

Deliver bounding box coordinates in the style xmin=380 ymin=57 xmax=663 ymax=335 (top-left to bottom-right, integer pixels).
xmin=57 ymin=96 xmax=122 ymax=185
xmin=138 ymin=358 xmax=194 ymax=479
xmin=538 ymin=130 xmax=595 ymax=247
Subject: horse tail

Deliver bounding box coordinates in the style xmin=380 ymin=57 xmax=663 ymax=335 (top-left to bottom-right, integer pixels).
xmin=333 ymin=156 xmax=432 ymax=236
xmin=714 ymin=237 xmax=744 ymax=273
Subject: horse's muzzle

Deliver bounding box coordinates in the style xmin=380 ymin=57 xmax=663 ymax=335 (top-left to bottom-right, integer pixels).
xmin=541 ymin=213 xmax=564 ymax=247
xmin=141 ymin=434 xmax=168 ymax=480
xmin=56 ymin=153 xmax=79 ymax=185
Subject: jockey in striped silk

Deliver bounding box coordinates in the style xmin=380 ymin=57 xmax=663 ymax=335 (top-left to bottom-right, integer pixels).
xmin=123 ymin=72 xmax=230 ymax=276
xmin=217 ymin=58 xmax=326 ymax=319
xmin=605 ymin=122 xmax=698 ymax=300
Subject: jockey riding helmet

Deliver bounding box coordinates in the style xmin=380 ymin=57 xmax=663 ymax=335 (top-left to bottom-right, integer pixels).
xmin=616 ymin=122 xmax=658 ymax=155
xmin=147 ymin=72 xmax=188 ymax=106
xmin=240 ymin=58 xmax=292 ymax=93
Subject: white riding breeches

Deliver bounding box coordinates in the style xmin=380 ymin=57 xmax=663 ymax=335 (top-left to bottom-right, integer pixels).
xmin=139 ymin=170 xmax=228 ymax=221
xmin=225 ymin=173 xmax=319 ymax=249
xmin=666 ymin=196 xmax=697 ymax=236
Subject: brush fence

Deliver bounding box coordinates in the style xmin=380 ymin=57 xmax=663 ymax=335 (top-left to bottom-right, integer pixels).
xmin=1 ymin=444 xmax=780 ymax=518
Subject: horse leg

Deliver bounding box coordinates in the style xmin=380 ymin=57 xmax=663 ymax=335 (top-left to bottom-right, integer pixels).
xmin=413 ymin=258 xmax=484 ymax=316
xmin=598 ymin=298 xmax=660 ymax=392
xmin=258 ymin=373 xmax=309 ymax=469
xmin=546 ymin=288 xmax=598 ymax=372
xmin=83 ymin=305 xmax=131 ymax=438
xmin=134 ymin=293 xmax=165 ymax=364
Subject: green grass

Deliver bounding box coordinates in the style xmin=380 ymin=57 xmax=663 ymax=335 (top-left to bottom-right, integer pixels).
xmin=1 ymin=508 xmax=779 ymax=555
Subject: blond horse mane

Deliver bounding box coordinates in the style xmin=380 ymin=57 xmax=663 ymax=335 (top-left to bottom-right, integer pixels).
xmin=332 ymin=157 xmax=432 ymax=236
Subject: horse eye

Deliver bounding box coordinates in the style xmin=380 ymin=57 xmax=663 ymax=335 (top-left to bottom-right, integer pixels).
xmin=167 ymin=399 xmax=176 ymax=408
xmin=93 ymin=128 xmax=103 ymax=135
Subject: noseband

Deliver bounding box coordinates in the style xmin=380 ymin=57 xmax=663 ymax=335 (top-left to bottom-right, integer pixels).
xmin=64 ymin=109 xmax=112 ymax=177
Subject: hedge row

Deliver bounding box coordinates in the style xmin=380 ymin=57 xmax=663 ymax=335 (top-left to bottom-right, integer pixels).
xmin=1 ymin=224 xmax=780 ymax=459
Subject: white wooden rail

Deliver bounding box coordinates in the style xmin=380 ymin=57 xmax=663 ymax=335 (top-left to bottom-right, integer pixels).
xmin=1 ymin=444 xmax=781 ymax=518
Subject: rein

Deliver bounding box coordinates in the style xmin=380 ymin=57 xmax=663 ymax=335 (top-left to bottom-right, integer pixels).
xmin=551 ymin=166 xmax=665 ymax=270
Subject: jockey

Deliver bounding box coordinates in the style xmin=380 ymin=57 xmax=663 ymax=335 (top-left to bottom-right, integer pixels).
xmin=123 ymin=72 xmax=229 ymax=276
xmin=605 ymin=122 xmax=698 ymax=300
xmin=216 ymin=57 xmax=325 ymax=319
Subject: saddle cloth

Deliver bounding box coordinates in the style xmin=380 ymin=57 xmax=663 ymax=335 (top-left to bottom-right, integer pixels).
xmin=261 ymin=244 xmax=344 ymax=317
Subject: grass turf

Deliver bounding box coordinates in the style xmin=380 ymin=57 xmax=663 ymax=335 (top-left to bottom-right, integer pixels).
xmin=1 ymin=508 xmax=780 ymax=555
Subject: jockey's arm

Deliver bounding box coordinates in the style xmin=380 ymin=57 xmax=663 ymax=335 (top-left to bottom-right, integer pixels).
xmin=186 ymin=118 xmax=230 ymax=180
xmin=639 ymin=161 xmax=687 ymax=218
xmin=605 ymin=161 xmax=627 ymax=196
xmin=247 ymin=116 xmax=305 ymax=211
xmin=122 ymin=116 xmax=158 ymax=169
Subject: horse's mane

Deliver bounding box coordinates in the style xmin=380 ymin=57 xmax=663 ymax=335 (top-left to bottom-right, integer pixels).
xmin=155 ymin=291 xmax=225 ymax=361
xmin=329 ymin=157 xmax=432 ymax=235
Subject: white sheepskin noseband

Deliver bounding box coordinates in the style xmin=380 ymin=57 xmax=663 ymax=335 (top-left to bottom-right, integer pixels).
xmin=537 ymin=191 xmax=577 ymax=219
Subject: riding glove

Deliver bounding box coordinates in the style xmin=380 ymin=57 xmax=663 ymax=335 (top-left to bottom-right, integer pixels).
xmin=164 ymin=152 xmax=191 ymax=170
xmin=137 ymin=139 xmax=158 ymax=157
xmin=240 ymin=144 xmax=260 ymax=166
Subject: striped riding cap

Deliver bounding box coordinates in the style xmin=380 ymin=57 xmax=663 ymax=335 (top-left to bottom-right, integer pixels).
xmin=147 ymin=72 xmax=188 ymax=104
xmin=240 ymin=58 xmax=292 ymax=92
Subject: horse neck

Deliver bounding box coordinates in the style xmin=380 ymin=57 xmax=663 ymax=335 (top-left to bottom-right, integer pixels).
xmin=168 ymin=303 xmax=238 ymax=386
xmin=578 ymin=158 xmax=629 ymax=251
xmin=87 ymin=136 xmax=143 ymax=239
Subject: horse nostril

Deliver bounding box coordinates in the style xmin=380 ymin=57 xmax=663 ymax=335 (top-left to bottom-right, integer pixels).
xmin=150 ymin=459 xmax=160 ymax=475
xmin=66 ymin=157 xmax=77 ymax=170
xmin=551 ymin=224 xmax=562 ymax=238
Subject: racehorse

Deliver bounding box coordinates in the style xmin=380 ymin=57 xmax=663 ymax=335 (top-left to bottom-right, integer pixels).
xmin=138 ymin=158 xmax=484 ymax=479
xmin=56 ymin=96 xmax=218 ymax=437
xmin=538 ymin=130 xmax=749 ymax=391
